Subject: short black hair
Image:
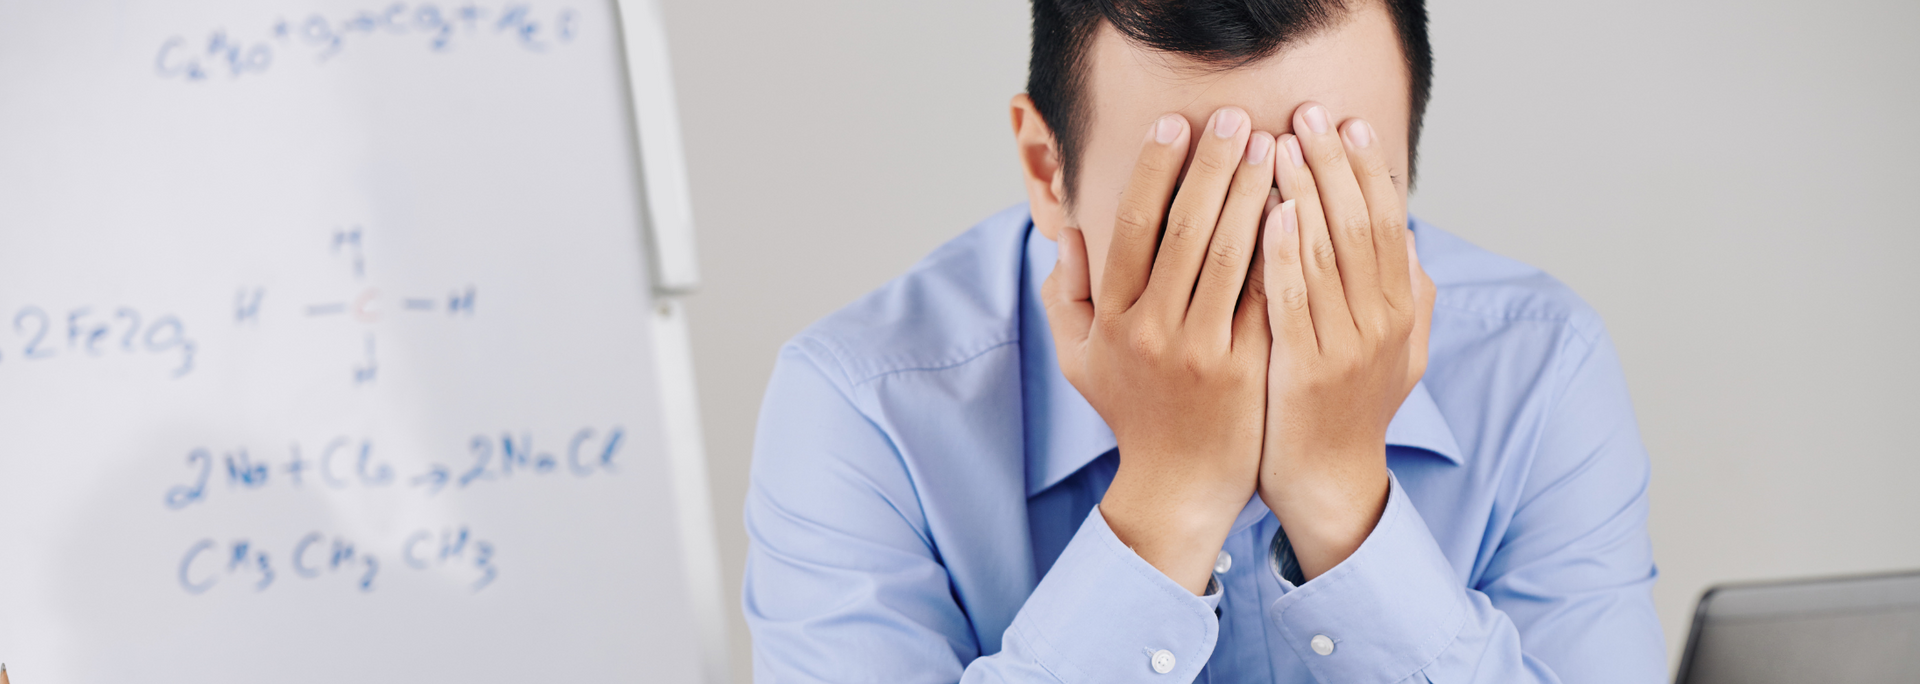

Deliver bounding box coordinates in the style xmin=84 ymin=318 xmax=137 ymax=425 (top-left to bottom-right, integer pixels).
xmin=1027 ymin=0 xmax=1433 ymax=207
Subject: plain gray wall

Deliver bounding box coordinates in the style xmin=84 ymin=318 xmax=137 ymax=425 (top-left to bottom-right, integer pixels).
xmin=657 ymin=0 xmax=1920 ymax=680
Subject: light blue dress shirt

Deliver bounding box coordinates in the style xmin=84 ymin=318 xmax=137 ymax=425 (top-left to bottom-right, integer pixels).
xmin=744 ymin=204 xmax=1665 ymax=683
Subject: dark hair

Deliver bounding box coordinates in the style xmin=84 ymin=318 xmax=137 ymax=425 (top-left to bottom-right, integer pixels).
xmin=1028 ymin=0 xmax=1433 ymax=206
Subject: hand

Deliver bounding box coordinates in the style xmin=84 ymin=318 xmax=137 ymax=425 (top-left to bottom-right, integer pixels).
xmin=1043 ymin=107 xmax=1276 ymax=594
xmin=1260 ymin=103 xmax=1436 ymax=581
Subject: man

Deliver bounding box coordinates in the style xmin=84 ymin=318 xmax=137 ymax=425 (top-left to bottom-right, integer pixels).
xmin=743 ymin=0 xmax=1666 ymax=681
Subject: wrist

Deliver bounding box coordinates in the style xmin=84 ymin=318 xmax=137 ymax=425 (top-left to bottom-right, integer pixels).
xmin=1101 ymin=460 xmax=1249 ymax=594
xmin=1258 ymin=452 xmax=1389 ymax=580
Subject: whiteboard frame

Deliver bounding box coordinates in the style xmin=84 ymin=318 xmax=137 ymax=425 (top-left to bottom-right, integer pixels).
xmin=615 ymin=0 xmax=701 ymax=295
xmin=611 ymin=2 xmax=729 ymax=683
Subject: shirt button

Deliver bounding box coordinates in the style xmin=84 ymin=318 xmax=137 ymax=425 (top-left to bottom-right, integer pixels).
xmin=1310 ymin=634 xmax=1335 ymax=656
xmin=1150 ymin=649 xmax=1176 ymax=674
xmin=1214 ymin=550 xmax=1233 ymax=574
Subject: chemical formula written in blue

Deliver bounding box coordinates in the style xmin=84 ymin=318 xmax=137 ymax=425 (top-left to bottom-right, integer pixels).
xmin=163 ymin=425 xmax=625 ymax=596
xmin=162 ymin=425 xmax=625 ymax=509
xmin=178 ymin=525 xmax=498 ymax=595
xmin=0 ymin=304 xmax=197 ymax=377
xmin=156 ymin=2 xmax=578 ymax=82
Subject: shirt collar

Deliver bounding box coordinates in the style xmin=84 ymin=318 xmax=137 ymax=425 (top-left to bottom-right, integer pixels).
xmin=1018 ymin=217 xmax=1463 ymax=499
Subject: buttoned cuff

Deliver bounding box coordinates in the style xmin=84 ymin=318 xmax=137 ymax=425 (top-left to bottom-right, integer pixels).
xmin=1004 ymin=506 xmax=1219 ymax=682
xmin=1198 ymin=577 xmax=1223 ymax=611
xmin=1267 ymin=473 xmax=1468 ymax=683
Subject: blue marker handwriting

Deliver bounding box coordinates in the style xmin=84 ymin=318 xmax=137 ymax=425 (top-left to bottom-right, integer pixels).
xmin=164 ymin=426 xmax=624 ymax=509
xmin=156 ymin=3 xmax=578 ymax=82
xmin=177 ymin=525 xmax=497 ymax=595
xmin=1 ymin=304 xmax=196 ymax=377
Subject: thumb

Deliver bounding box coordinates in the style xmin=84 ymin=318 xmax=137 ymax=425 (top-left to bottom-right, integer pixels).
xmin=1042 ymin=226 xmax=1096 ymax=386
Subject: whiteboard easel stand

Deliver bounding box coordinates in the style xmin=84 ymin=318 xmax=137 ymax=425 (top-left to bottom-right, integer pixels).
xmin=613 ymin=2 xmax=729 ymax=683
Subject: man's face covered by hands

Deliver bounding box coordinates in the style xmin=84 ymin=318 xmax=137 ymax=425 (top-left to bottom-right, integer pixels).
xmin=1015 ymin=0 xmax=1414 ymax=298
xmin=1010 ymin=0 xmax=1433 ymax=588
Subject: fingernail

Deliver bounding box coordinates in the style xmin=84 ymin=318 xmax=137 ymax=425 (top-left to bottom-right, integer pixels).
xmin=1303 ymin=105 xmax=1328 ymax=135
xmin=1284 ymin=135 xmax=1304 ymax=168
xmin=1154 ymin=114 xmax=1182 ymax=145
xmin=1345 ymin=119 xmax=1373 ymax=149
xmin=1280 ymin=200 xmax=1298 ymax=234
xmin=1213 ymin=108 xmax=1243 ymax=138
xmin=1245 ymin=133 xmax=1272 ymax=164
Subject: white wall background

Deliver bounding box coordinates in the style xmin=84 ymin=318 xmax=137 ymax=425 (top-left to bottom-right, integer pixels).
xmin=656 ymin=0 xmax=1920 ymax=679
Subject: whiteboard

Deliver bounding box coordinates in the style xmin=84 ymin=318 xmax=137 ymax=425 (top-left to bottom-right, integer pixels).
xmin=0 ymin=1 xmax=726 ymax=682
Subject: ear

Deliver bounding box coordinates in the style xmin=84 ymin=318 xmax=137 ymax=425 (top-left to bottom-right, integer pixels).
xmin=1010 ymin=94 xmax=1069 ymax=241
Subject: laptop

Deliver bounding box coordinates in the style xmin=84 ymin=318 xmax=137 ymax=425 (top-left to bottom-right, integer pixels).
xmin=1675 ymin=569 xmax=1920 ymax=683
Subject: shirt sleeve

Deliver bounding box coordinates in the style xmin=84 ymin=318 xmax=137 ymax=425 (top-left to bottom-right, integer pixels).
xmin=745 ymin=344 xmax=1222 ymax=684
xmin=1261 ymin=322 xmax=1666 ymax=683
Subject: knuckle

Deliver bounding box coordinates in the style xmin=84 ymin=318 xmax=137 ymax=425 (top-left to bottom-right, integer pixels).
xmin=1113 ymin=202 xmax=1160 ymax=237
xmin=1132 ymin=146 xmax=1181 ymax=179
xmin=1312 ymin=141 xmax=1348 ymax=168
xmin=1335 ymin=209 xmax=1373 ymax=242
xmin=1268 ymin=237 xmax=1300 ymax=267
xmin=1277 ymin=282 xmax=1310 ymax=314
xmin=1359 ymin=313 xmax=1392 ymax=342
xmin=1206 ymin=240 xmax=1245 ymax=273
xmin=1163 ymin=214 xmax=1203 ymax=251
xmin=1337 ymin=351 xmax=1365 ymax=377
xmin=1182 ymin=349 xmax=1212 ymax=378
xmin=1377 ymin=212 xmax=1408 ymax=236
xmin=1126 ymin=325 xmax=1166 ymax=360
xmin=1309 ymin=239 xmax=1339 ymax=268
xmin=1135 ymin=152 xmax=1173 ymax=177
xmin=1190 ymin=150 xmax=1233 ymax=178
